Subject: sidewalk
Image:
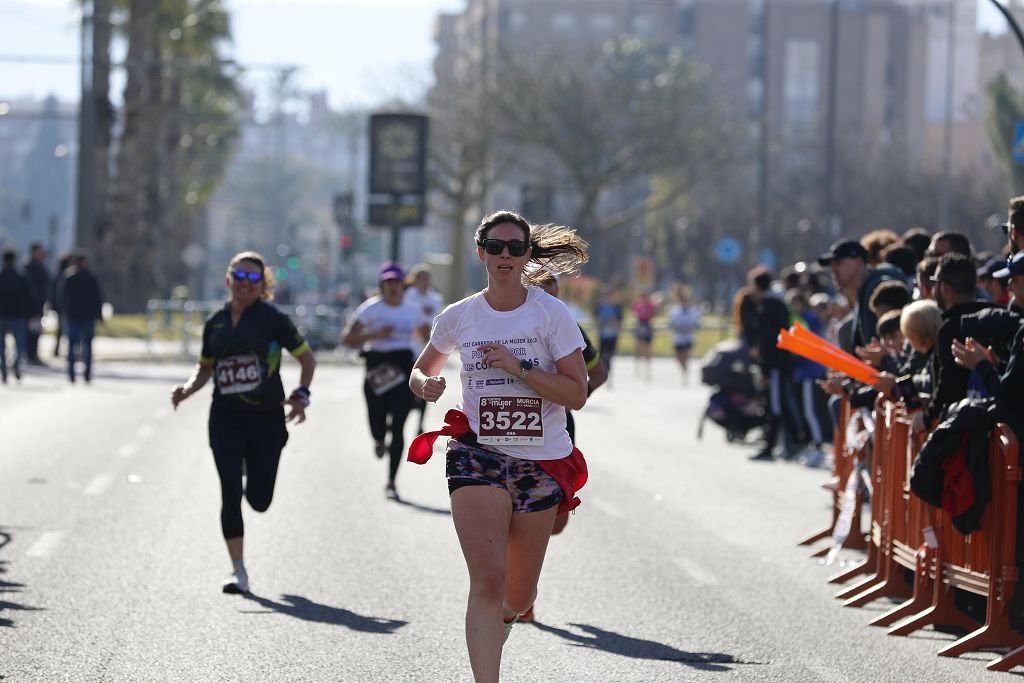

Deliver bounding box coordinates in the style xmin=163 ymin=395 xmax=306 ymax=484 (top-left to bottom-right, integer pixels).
xmin=75 ymin=336 xmax=361 ymax=364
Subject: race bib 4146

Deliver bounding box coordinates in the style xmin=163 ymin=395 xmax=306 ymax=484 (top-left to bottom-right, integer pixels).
xmin=216 ymin=354 xmax=262 ymax=395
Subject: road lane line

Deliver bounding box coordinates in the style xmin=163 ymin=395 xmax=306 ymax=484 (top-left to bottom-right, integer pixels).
xmin=672 ymin=557 xmax=718 ymax=585
xmin=83 ymin=473 xmax=116 ymax=496
xmin=26 ymin=531 xmax=64 ymax=558
xmin=588 ymin=497 xmax=624 ymax=518
xmin=117 ymin=443 xmax=139 ymax=458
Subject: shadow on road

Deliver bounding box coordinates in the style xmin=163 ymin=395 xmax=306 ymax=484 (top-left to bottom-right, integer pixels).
xmin=390 ymin=497 xmax=451 ymax=516
xmin=529 ymin=621 xmax=761 ymax=671
xmin=0 ymin=528 xmax=43 ymax=628
xmin=242 ymin=593 xmax=408 ymax=633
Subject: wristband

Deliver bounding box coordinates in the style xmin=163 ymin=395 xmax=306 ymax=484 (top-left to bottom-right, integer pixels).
xmin=289 ymin=386 xmax=311 ymax=407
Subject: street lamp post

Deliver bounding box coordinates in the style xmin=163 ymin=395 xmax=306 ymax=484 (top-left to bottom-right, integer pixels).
xmin=988 ymin=0 xmax=1024 ymax=61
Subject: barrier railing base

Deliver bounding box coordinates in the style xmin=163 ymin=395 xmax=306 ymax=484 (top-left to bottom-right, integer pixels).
xmin=939 ymin=621 xmax=1021 ymax=658
xmin=988 ymin=643 xmax=1024 ymax=672
xmin=870 ymin=551 xmax=933 ymax=627
xmin=828 ymin=554 xmax=873 ymax=585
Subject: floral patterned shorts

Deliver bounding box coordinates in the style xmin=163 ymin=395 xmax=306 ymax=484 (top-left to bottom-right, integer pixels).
xmin=446 ymin=439 xmax=563 ymax=514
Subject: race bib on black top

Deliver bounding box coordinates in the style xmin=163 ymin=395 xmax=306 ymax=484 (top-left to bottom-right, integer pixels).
xmin=216 ymin=354 xmax=262 ymax=395
xmin=367 ymin=363 xmax=405 ymax=395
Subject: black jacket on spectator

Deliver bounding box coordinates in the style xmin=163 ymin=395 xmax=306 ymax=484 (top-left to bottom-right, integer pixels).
xmin=962 ymin=310 xmax=1024 ymax=414
xmin=0 ymin=267 xmax=33 ymax=318
xmin=746 ymin=294 xmax=792 ymax=371
xmin=923 ymin=300 xmax=994 ymax=425
xmin=910 ymin=397 xmax=1006 ymax=535
xmin=57 ymin=268 xmax=103 ymax=322
xmin=23 ymin=260 xmax=49 ymax=317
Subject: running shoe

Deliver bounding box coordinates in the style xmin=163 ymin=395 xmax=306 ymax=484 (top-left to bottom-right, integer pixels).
xmin=502 ymin=615 xmax=519 ymax=644
xmin=518 ymin=606 xmax=535 ymax=623
xmin=749 ymin=449 xmax=774 ymax=461
xmin=799 ymin=445 xmax=825 ymax=468
xmin=12 ymin=364 xmax=20 ymax=381
xmin=385 ymin=482 xmax=399 ymax=501
xmin=374 ymin=441 xmax=386 ymax=459
xmin=222 ymin=567 xmax=249 ymax=594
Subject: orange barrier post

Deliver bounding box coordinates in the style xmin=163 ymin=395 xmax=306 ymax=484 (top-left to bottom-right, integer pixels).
xmin=940 ymin=425 xmax=1021 ymax=660
xmin=887 ymin=424 xmax=1022 ymax=657
xmin=870 ymin=425 xmax=935 ymax=626
xmin=798 ymin=397 xmax=850 ymax=548
xmin=841 ymin=403 xmax=912 ymax=608
xmin=835 ymin=401 xmax=901 ymax=598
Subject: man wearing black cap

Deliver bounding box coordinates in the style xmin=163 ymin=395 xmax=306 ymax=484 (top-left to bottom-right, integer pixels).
xmin=818 ymin=238 xmax=901 ymax=349
xmin=979 ymin=257 xmax=1011 ymax=307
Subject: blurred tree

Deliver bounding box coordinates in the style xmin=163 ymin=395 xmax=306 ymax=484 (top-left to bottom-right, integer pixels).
xmin=427 ymin=76 xmax=515 ymax=299
xmin=492 ymin=38 xmax=733 ymax=276
xmin=104 ymin=0 xmax=240 ymax=311
xmin=985 ymin=73 xmax=1024 ymax=195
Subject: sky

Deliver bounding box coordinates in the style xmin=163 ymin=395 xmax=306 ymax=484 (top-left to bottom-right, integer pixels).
xmin=0 ymin=0 xmax=1012 ymax=110
xmin=1 ymin=0 xmax=467 ymax=109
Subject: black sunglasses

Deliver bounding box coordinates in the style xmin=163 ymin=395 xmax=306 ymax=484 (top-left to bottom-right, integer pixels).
xmin=230 ymin=269 xmax=263 ymax=283
xmin=479 ymin=238 xmax=529 ymax=257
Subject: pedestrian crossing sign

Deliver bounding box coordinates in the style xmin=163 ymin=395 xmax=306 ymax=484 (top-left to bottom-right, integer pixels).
xmin=1014 ymin=121 xmax=1024 ymax=165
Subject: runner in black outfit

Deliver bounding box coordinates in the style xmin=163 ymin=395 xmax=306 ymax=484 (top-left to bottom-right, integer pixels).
xmin=343 ymin=262 xmax=429 ymax=500
xmin=171 ymin=251 xmax=316 ymax=594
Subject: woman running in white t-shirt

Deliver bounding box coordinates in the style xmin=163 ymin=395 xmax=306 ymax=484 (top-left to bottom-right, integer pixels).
xmin=409 ymin=211 xmax=589 ymax=682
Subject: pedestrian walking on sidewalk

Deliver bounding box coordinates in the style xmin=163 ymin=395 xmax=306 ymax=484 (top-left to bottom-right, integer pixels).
xmin=56 ymin=251 xmax=104 ymax=384
xmin=170 ymin=251 xmax=316 ymax=594
xmin=343 ymin=261 xmax=429 ymax=501
xmin=23 ymin=242 xmax=49 ymax=366
xmin=409 ymin=212 xmax=589 ymax=682
xmin=0 ymin=248 xmax=33 ymax=385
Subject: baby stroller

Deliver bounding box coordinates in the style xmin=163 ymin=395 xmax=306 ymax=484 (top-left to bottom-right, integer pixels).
xmin=698 ymin=339 xmax=767 ymax=442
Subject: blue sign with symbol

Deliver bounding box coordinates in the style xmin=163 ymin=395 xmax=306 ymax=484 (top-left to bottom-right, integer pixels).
xmin=714 ymin=237 xmax=741 ymax=265
xmin=1014 ymin=121 xmax=1024 ymax=165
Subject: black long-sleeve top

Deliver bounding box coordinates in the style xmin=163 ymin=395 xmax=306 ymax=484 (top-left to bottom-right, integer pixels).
xmin=923 ymin=300 xmax=994 ymax=425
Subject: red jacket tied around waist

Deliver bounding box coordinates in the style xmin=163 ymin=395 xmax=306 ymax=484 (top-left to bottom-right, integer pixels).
xmin=408 ymin=408 xmax=588 ymax=515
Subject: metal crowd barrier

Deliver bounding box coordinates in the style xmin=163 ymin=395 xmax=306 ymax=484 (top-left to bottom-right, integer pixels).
xmin=809 ymin=394 xmax=1024 ymax=671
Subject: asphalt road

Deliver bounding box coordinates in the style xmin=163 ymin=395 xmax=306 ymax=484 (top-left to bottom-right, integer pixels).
xmin=0 ymin=355 xmax=1013 ymax=681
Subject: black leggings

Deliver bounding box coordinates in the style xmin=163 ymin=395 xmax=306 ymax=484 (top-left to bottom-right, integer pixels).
xmin=208 ymin=406 xmax=288 ymax=539
xmin=364 ymin=380 xmax=414 ymax=483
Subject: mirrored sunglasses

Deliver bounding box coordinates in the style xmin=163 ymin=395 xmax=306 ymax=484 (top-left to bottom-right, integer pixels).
xmin=230 ymin=270 xmax=263 ymax=283
xmin=480 ymin=238 xmax=529 ymax=257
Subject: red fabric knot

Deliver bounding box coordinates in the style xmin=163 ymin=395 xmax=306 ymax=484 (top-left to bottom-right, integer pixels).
xmin=406 ymin=409 xmax=589 ymax=515
xmin=407 ymin=409 xmax=472 ymax=464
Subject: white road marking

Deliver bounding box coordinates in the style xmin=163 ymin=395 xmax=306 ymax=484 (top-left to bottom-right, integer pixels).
xmin=153 ymin=408 xmax=169 ymax=419
xmin=83 ymin=473 xmax=115 ymax=496
xmin=672 ymin=557 xmax=718 ymax=585
xmin=26 ymin=531 xmax=64 ymax=558
xmin=588 ymin=497 xmax=624 ymax=518
xmin=136 ymin=425 xmax=155 ymax=439
xmin=116 ymin=443 xmax=138 ymax=458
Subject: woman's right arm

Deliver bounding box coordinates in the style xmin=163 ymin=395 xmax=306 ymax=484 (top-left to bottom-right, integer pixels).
xmin=171 ymin=362 xmax=213 ymax=409
xmin=410 ymin=344 xmax=449 ymax=402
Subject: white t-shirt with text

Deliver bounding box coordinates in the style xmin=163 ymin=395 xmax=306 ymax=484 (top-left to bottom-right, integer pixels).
xmin=429 ymin=286 xmax=585 ymax=460
xmin=352 ymin=296 xmax=426 ymax=353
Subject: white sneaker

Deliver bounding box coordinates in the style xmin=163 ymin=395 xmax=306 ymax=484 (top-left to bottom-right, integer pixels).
xmin=222 ymin=567 xmax=249 ymax=594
